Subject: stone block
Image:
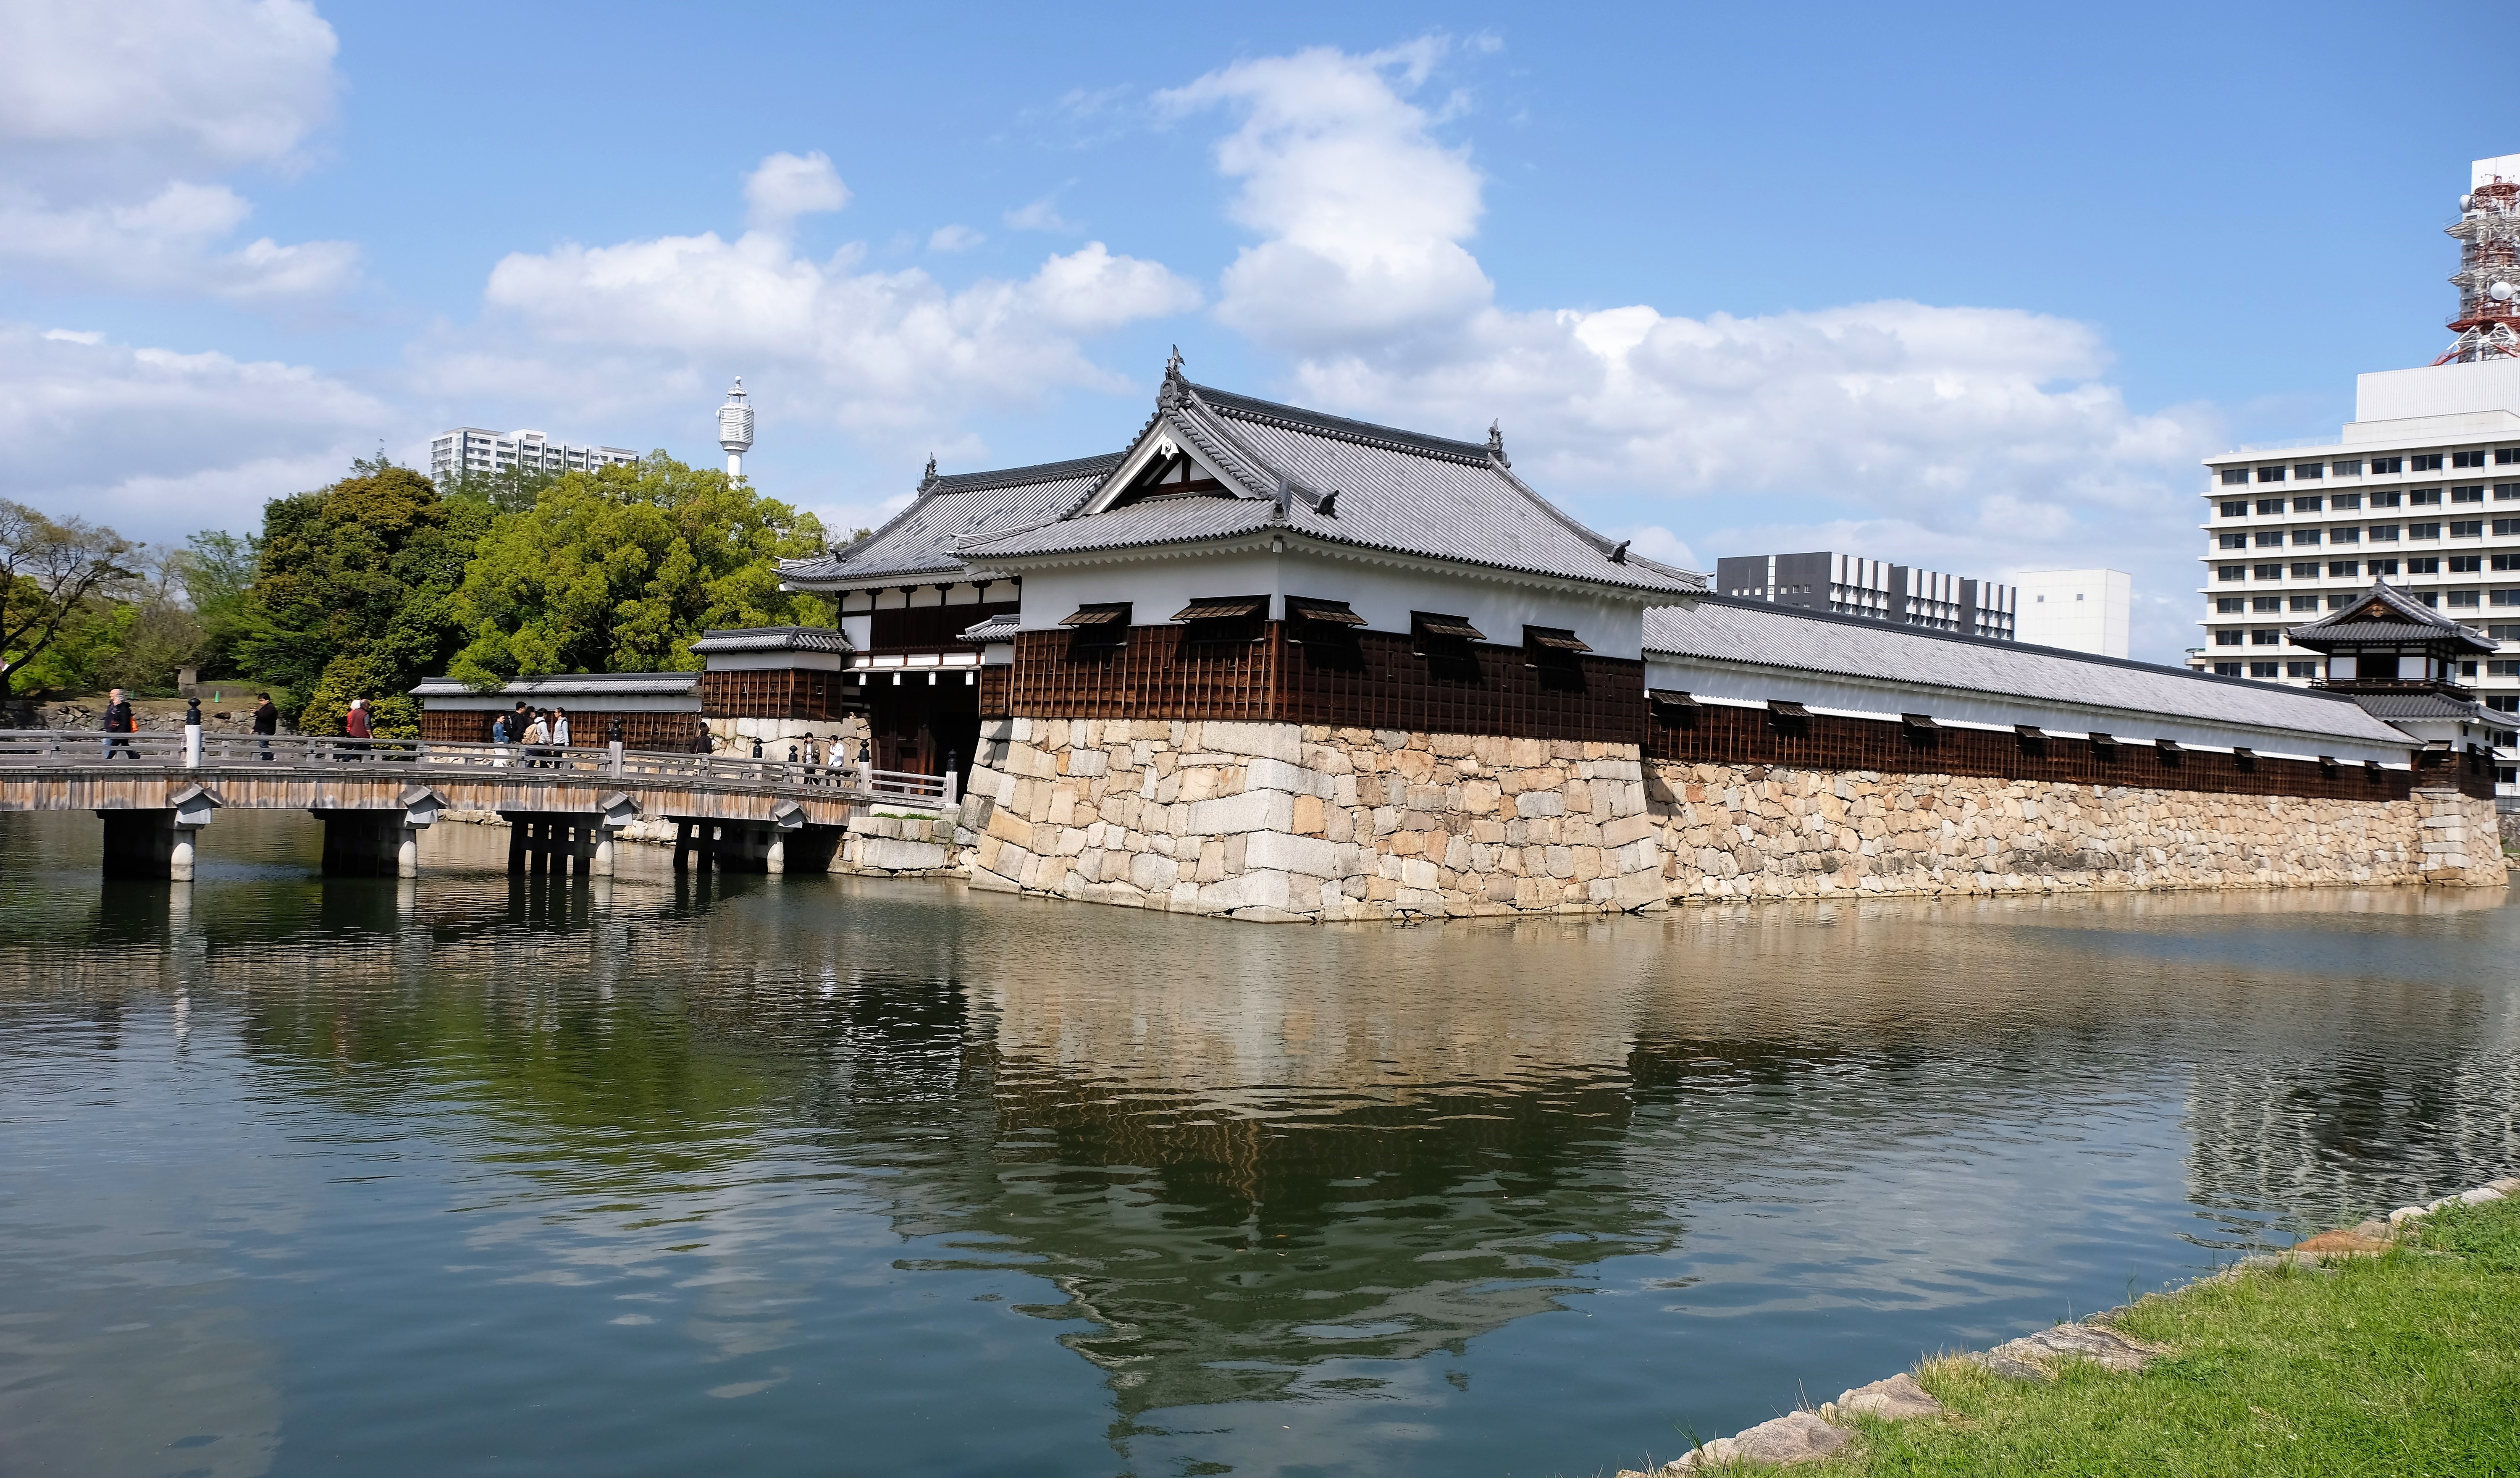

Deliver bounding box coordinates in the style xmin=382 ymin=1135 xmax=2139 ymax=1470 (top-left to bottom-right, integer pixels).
xmin=1514 ymin=789 xmax=1567 ymax=818
xmin=1200 ymin=868 xmax=1292 ymax=914
xmin=1129 ymin=852 xmax=1181 ymax=892
xmin=1199 ymin=721 xmax=1304 ymax=762
xmin=1188 ymin=788 xmax=1295 ymax=836
xmin=1244 ymin=756 xmax=1319 ymax=795
xmin=1247 ymin=830 xmax=1340 ymax=879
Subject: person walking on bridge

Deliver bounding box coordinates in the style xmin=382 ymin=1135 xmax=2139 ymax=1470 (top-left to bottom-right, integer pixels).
xmin=341 ymin=697 xmax=371 ymax=763
xmin=252 ymin=692 xmax=278 ymax=761
xmin=549 ymin=707 xmax=570 ymax=753
xmin=101 ymin=688 xmax=135 ymax=759
xmin=522 ymin=709 xmax=551 ymax=768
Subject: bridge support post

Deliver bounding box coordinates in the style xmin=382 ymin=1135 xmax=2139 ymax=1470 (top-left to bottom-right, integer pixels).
xmin=101 ymin=809 xmax=186 ymax=881
xmin=319 ymin=811 xmax=419 ymax=878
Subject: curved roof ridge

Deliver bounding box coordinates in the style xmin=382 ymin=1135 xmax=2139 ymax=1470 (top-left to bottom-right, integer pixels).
xmin=931 ymin=451 xmax=1124 ymax=495
xmin=1654 ymin=593 xmax=2383 ymax=705
xmin=1186 ymin=381 xmax=1494 ymax=465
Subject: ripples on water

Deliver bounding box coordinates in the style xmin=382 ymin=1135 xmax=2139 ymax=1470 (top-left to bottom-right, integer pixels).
xmin=0 ymin=810 xmax=2511 ymax=1477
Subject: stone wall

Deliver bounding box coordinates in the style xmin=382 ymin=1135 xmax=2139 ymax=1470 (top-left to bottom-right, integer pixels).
xmin=958 ymin=717 xmax=1666 ymax=922
xmin=952 ymin=718 xmax=2506 ymax=922
xmin=1646 ymin=762 xmax=2508 ymax=898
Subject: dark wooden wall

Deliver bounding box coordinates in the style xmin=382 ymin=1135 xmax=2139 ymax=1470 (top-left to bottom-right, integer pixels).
xmin=1002 ymin=623 xmax=1645 ymax=742
xmin=1644 ymin=703 xmax=2415 ymax=802
xmin=420 ymin=709 xmax=706 ymax=751
xmin=701 ymin=669 xmax=850 ymax=721
xmin=870 ymin=601 xmax=1018 ymax=651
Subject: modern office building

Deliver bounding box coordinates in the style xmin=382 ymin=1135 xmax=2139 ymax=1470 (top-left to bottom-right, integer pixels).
xmin=1711 ymin=551 xmax=2016 ymax=639
xmin=428 ymin=427 xmax=638 ymax=480
xmin=2194 ymin=151 xmax=2520 ymax=799
xmin=2015 ymin=569 xmax=2132 ymax=657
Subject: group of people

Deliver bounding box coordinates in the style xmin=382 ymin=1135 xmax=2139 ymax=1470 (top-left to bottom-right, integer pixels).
xmin=98 ymin=687 xmax=288 ymax=759
xmin=490 ymin=703 xmax=572 ymax=766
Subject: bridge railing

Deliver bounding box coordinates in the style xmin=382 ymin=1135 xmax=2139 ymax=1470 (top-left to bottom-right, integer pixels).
xmin=0 ymin=730 xmax=955 ymax=809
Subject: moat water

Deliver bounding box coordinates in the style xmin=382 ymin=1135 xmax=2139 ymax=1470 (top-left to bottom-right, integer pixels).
xmin=1 ymin=809 xmax=2513 ymax=1478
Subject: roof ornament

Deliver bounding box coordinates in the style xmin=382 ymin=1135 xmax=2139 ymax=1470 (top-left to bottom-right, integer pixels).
xmin=1609 ymin=539 xmax=1629 ymax=564
xmin=1317 ymin=488 xmax=1339 ymax=517
xmin=1156 ymin=347 xmax=1184 ymax=409
xmin=1486 ymin=419 xmax=1509 ymax=467
xmin=1165 ymin=344 xmax=1184 ymax=378
xmin=921 ymin=453 xmax=937 ymax=485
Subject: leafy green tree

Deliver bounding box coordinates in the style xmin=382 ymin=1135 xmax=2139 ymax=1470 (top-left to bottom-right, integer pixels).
xmin=176 ymin=529 xmax=259 ymax=678
xmin=447 ymin=454 xmax=831 ymax=687
xmin=1 ymin=499 xmax=139 ymax=695
xmin=238 ymin=458 xmax=490 ymax=732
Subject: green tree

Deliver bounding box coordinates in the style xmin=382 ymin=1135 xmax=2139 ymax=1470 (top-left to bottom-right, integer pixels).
xmin=1 ymin=499 xmax=139 ymax=695
xmin=239 ymin=458 xmax=490 ymax=732
xmin=446 ymin=454 xmax=830 ymax=687
xmin=176 ymin=529 xmax=260 ymax=678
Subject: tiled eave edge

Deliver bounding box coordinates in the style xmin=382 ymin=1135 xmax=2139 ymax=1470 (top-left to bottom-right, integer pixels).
xmin=962 ymin=528 xmax=1701 ymax=605
xmin=1643 ymin=653 xmax=2416 ymax=767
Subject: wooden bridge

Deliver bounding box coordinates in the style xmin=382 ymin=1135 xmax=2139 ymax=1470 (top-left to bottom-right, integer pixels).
xmin=0 ymin=730 xmax=956 ymax=880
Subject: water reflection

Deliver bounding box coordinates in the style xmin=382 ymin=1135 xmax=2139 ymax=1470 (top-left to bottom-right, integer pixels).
xmin=0 ymin=810 xmax=2511 ymax=1478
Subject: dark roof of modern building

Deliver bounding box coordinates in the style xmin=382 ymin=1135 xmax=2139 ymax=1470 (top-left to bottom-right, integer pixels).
xmin=2286 ymin=580 xmax=2498 ymax=654
xmin=410 ymin=671 xmax=699 ymax=699
xmin=687 ymin=625 xmax=853 ymax=655
xmin=1643 ymin=596 xmax=2414 ymax=745
xmin=780 ymin=453 xmax=1124 ymax=590
xmin=956 ymin=372 xmax=1702 ymax=598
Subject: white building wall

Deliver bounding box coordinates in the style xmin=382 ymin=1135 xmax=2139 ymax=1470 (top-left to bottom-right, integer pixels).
xmin=1010 ymin=545 xmax=1648 ymax=659
xmin=1641 ymin=655 xmax=2412 ymax=768
xmin=2015 ymin=569 xmax=2132 ymax=657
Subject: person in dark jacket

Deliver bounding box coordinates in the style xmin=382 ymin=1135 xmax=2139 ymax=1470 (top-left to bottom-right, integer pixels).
xmin=101 ymin=688 xmax=135 ymax=759
xmin=252 ymin=692 xmax=279 ymax=761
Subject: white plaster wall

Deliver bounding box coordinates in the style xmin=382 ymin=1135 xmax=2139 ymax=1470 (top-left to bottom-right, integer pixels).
xmin=1012 ymin=546 xmax=1648 ymax=658
xmin=704 ymin=650 xmax=852 ymax=672
xmin=1643 ymin=654 xmax=2415 ymax=766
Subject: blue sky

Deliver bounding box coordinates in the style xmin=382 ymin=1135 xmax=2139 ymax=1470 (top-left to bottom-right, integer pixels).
xmin=1 ymin=0 xmax=2509 ymax=659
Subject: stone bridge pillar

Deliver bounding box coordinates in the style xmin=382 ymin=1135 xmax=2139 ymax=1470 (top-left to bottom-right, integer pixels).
xmin=315 ymin=788 xmax=443 ymax=878
xmin=98 ymin=785 xmax=218 ymax=881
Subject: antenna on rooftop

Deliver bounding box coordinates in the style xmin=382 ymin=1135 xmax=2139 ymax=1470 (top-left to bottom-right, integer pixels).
xmin=2436 ymin=167 xmax=2520 ymax=364
xmin=717 ymin=378 xmax=755 ymax=476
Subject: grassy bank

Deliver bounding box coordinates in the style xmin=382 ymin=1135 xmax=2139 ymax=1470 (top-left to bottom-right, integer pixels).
xmin=1798 ymin=1193 xmax=2520 ymax=1476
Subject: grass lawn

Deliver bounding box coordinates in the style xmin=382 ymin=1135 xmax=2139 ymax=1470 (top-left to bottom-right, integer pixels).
xmin=1792 ymin=1192 xmax=2520 ymax=1477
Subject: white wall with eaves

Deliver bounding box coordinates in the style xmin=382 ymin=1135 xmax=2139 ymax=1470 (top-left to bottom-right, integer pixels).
xmin=1005 ymin=545 xmax=1651 ymax=659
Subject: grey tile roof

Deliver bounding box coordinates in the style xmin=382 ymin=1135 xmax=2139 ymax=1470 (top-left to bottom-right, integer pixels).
xmin=1644 ymin=596 xmax=2414 ymax=746
xmin=2344 ymin=690 xmax=2503 ymax=722
xmin=688 ymin=625 xmax=853 ymax=655
xmin=782 ymin=453 xmax=1122 ymax=589
xmin=958 ymin=612 xmax=1021 ymax=643
xmin=959 ymin=378 xmax=1702 ymax=598
xmin=412 ymin=672 xmax=699 ymax=700
xmin=2286 ymin=580 xmax=2498 ymax=653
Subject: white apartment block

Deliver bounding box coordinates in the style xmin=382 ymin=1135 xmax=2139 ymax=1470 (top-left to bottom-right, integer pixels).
xmin=429 ymin=427 xmax=637 ymax=480
xmin=2195 ymin=357 xmax=2520 ymax=795
xmin=2015 ymin=569 xmax=2131 ymax=657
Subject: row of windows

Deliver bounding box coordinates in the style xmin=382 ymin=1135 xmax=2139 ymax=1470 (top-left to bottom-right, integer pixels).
xmin=2217 ymin=449 xmax=2520 ymax=485
xmin=2217 ymin=486 xmax=2517 ymax=516
xmin=2216 ymin=595 xmax=2520 ymax=617
xmin=2215 ymin=520 xmax=2519 ymax=548
xmin=2205 ymin=659 xmax=2520 ymax=682
xmin=2216 ymin=557 xmax=2491 ymax=580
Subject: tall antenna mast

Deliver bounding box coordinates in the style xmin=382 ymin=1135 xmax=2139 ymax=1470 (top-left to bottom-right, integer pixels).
xmin=717 ymin=378 xmax=755 ymax=476
xmin=2436 ymin=163 xmax=2520 ymax=365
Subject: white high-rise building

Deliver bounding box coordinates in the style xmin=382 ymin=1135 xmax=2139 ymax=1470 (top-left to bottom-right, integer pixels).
xmin=2193 ymin=153 xmax=2520 ymax=801
xmin=428 ymin=427 xmax=637 ymax=480
xmin=2015 ymin=569 xmax=2131 ymax=657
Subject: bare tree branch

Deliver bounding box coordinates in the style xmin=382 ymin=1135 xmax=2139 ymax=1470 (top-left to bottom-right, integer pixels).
xmin=0 ymin=499 xmax=139 ymax=692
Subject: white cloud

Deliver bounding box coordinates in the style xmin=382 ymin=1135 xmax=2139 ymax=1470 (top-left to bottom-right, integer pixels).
xmin=431 ymin=155 xmax=1202 ymax=451
xmin=928 ymin=224 xmax=984 ymax=252
xmin=0 ymin=323 xmax=385 ymax=539
xmin=0 ymin=0 xmax=354 ymax=301
xmin=743 ymin=150 xmax=851 ymax=231
xmin=1160 ymin=40 xmax=1488 ymax=355
xmin=1003 ymin=195 xmax=1079 ymax=233
xmin=1168 ymin=43 xmax=2222 ymax=659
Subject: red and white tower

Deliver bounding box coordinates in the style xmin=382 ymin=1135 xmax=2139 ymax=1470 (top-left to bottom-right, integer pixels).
xmin=2437 ymin=153 xmax=2520 ymax=364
